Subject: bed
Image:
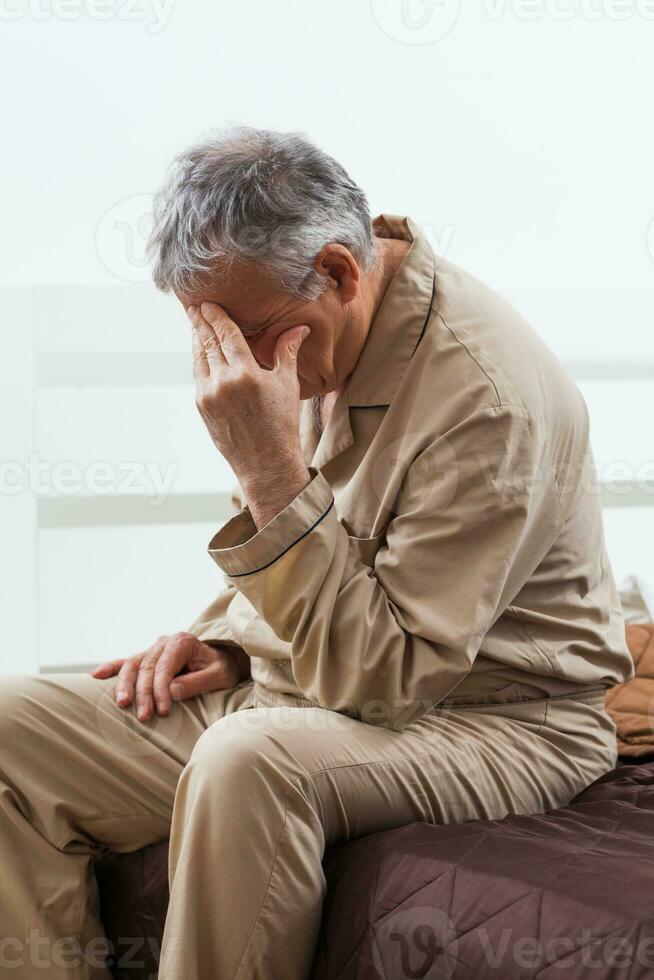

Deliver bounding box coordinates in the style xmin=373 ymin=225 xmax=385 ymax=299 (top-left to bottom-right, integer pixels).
xmin=97 ymin=757 xmax=654 ymax=979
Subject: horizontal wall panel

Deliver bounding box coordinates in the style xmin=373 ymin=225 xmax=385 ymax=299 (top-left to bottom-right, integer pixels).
xmin=37 ymin=522 xmax=227 ymax=670
xmin=33 ymin=284 xmax=187 ymax=354
xmin=568 ymin=360 xmax=654 ymax=381
xmin=37 ymin=352 xmax=192 ymax=387
xmin=36 ymin=508 xmax=654 ymax=671
xmin=601 ymin=484 xmax=654 ymax=509
xmin=38 ymin=492 xmax=234 ymax=528
xmin=603 ymin=508 xmax=654 ymax=588
xmin=34 ymin=383 xmax=654 ymax=500
xmin=34 ymin=482 xmax=654 ymax=533
xmin=35 ymin=385 xmax=235 ymax=495
xmin=36 ymin=351 xmax=654 ymax=388
xmin=33 ymin=283 xmax=654 ymax=370
xmin=505 ymin=289 xmax=654 ymax=363
xmin=580 ymin=381 xmax=654 ymax=480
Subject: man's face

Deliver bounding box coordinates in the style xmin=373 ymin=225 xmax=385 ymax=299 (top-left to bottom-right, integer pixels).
xmin=177 ymin=257 xmax=356 ymax=399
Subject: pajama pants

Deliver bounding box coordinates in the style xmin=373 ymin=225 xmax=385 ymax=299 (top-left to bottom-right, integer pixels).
xmin=0 ymin=673 xmax=617 ymax=979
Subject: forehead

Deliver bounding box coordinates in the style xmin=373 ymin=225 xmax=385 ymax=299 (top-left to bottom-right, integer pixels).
xmin=176 ymin=260 xmax=305 ymax=335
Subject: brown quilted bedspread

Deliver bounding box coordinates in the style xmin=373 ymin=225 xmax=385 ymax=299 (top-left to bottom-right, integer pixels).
xmin=96 ymin=759 xmax=654 ymax=979
xmin=312 ymin=760 xmax=654 ymax=979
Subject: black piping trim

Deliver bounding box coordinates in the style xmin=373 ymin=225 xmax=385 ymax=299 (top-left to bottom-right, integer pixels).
xmin=226 ymin=498 xmax=335 ymax=578
xmin=348 ymin=403 xmax=389 ymax=410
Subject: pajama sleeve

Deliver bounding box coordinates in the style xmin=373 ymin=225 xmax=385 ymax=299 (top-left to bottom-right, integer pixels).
xmin=207 ymin=406 xmax=553 ymax=729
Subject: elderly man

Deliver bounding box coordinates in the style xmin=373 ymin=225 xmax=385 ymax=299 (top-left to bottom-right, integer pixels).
xmin=0 ymin=127 xmax=633 ymax=980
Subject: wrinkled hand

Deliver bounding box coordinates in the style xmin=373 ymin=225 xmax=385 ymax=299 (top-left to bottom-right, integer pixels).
xmin=91 ymin=633 xmax=250 ymax=722
xmin=188 ymin=302 xmax=311 ymax=529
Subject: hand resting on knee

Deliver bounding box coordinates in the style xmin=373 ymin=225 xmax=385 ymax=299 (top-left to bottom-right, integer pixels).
xmin=91 ymin=633 xmax=250 ymax=723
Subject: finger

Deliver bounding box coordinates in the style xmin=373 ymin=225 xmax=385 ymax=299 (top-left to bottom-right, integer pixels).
xmin=115 ymin=656 xmax=143 ymax=708
xmin=199 ymin=302 xmax=257 ymax=370
xmin=153 ymin=637 xmax=193 ymax=716
xmin=188 ymin=305 xmax=226 ymax=375
xmin=190 ymin=323 xmax=211 ymax=382
xmin=274 ymin=325 xmax=310 ymax=375
xmin=91 ymin=658 xmax=125 ymax=679
xmin=169 ymin=661 xmax=231 ymax=702
xmin=134 ymin=649 xmax=162 ymax=723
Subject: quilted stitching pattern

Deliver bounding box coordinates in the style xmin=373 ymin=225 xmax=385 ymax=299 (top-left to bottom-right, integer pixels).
xmin=312 ymin=762 xmax=654 ymax=980
xmin=95 ymin=762 xmax=654 ymax=979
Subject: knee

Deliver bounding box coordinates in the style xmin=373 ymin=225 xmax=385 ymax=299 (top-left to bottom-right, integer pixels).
xmin=184 ymin=710 xmax=306 ymax=796
xmin=0 ymin=674 xmax=39 ymax=728
xmin=0 ymin=673 xmax=104 ymax=751
xmin=0 ymin=675 xmax=47 ymax=760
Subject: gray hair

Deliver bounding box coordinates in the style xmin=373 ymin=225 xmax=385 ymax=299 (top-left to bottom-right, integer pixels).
xmin=147 ymin=126 xmax=377 ymax=300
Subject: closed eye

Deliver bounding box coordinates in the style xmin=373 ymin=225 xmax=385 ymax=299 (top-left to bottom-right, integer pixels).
xmin=245 ymin=330 xmax=266 ymax=344
xmin=241 ymin=325 xmax=268 ymax=341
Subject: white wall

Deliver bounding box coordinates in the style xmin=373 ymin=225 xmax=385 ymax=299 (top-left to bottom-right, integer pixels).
xmin=1 ymin=0 xmax=653 ymax=670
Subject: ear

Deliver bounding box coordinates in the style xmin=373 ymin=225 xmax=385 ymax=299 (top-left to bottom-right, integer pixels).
xmin=313 ymin=244 xmax=360 ymax=303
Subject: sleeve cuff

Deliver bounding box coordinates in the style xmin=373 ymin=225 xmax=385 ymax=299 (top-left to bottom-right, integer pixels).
xmin=207 ymin=468 xmax=335 ymax=578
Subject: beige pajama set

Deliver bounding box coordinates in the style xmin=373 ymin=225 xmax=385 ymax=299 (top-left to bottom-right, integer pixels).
xmin=0 ymin=216 xmax=633 ymax=979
